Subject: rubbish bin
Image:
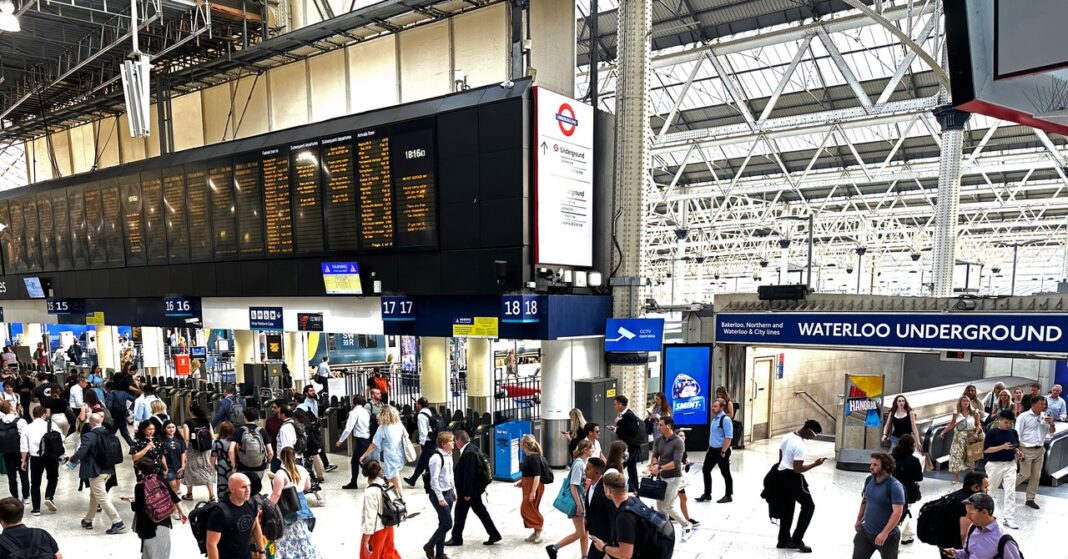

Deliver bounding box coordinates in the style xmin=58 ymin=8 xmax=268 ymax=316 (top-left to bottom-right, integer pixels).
xmin=493 ymin=420 xmax=531 ymax=481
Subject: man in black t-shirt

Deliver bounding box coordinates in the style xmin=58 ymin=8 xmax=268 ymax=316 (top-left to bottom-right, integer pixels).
xmin=230 ymin=407 xmax=273 ymax=496
xmin=32 ymin=374 xmax=70 ymax=436
xmin=593 ymin=472 xmax=650 ymax=559
xmin=0 ymin=496 xmax=62 ymax=559
xmin=206 ymin=474 xmax=264 ymax=559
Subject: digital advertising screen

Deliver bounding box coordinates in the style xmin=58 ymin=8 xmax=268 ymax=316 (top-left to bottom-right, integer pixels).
xmin=662 ymin=344 xmax=712 ymax=426
xmin=23 ymin=277 xmax=45 ymax=299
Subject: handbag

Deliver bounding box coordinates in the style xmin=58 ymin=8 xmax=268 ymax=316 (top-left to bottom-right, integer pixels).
xmin=278 ymin=486 xmax=300 ymax=516
xmin=965 ymin=439 xmax=984 ymax=463
xmin=552 ymin=476 xmax=577 ymax=516
xmin=402 ymin=432 xmax=417 ymax=463
xmin=637 ymin=476 xmax=667 ymax=501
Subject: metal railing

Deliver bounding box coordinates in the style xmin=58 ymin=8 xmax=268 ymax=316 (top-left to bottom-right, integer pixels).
xmin=794 ymin=390 xmax=836 ymax=424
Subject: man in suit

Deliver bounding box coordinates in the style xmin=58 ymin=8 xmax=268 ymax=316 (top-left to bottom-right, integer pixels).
xmin=585 ymin=457 xmax=616 ymax=559
xmin=445 ymin=430 xmax=501 ymax=547
xmin=610 ymin=395 xmax=644 ymax=492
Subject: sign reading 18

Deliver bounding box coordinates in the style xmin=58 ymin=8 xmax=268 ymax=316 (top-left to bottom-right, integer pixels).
xmin=166 ymin=299 xmax=191 ymax=312
xmin=382 ymin=299 xmax=412 ymax=315
xmin=504 ymin=298 xmax=537 ymax=316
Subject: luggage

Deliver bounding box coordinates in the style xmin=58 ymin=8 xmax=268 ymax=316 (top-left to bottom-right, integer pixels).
xmin=637 ymin=476 xmax=668 ymax=501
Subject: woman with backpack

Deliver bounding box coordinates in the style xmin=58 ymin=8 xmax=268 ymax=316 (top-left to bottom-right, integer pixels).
xmin=269 ymin=447 xmax=321 ymax=559
xmin=159 ymin=421 xmax=187 ymax=499
xmin=120 ymin=457 xmax=187 ymax=559
xmin=211 ymin=421 xmax=236 ymax=501
xmin=181 ymin=404 xmax=216 ymax=502
xmin=516 ymin=434 xmax=546 ymax=544
xmin=358 ymin=406 xmax=406 ymax=497
xmin=130 ymin=421 xmax=165 ymax=481
xmin=546 ymin=439 xmax=592 ymax=559
xmin=361 ymin=459 xmax=402 ymax=559
xmin=890 ymin=435 xmax=924 ymax=545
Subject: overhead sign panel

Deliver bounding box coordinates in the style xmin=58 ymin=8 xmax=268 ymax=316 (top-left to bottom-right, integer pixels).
xmin=297 ymin=312 xmax=324 ymax=332
xmin=46 ymin=298 xmax=85 ymax=316
xmin=716 ymin=312 xmax=1068 ymax=355
xmin=605 ymin=318 xmax=665 ymax=352
xmin=249 ymin=306 xmax=284 ymax=330
xmin=321 ymin=262 xmax=363 ymax=295
xmin=534 ymin=87 xmax=594 ymax=268
xmin=164 ymin=296 xmax=201 ymax=318
xmin=382 ymin=296 xmax=414 ymax=322
xmin=501 ymin=295 xmax=540 ymax=323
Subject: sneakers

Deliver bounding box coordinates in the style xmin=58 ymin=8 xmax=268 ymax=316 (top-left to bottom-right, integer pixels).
xmin=717 ymin=495 xmax=733 ymax=503
xmin=688 ymin=518 xmax=700 ymax=526
xmin=106 ymin=522 xmax=127 ymax=535
xmin=31 ymin=510 xmax=40 ymax=517
xmin=545 ymin=545 xmax=558 ymax=559
xmin=80 ymin=519 xmax=93 ymax=530
xmin=1025 ymin=500 xmax=1040 ymax=510
xmin=325 ymin=464 xmax=338 ymax=472
xmin=44 ymin=499 xmax=56 ymax=512
xmin=1004 ymin=519 xmax=1019 ymax=530
xmin=21 ymin=498 xmax=29 ymax=505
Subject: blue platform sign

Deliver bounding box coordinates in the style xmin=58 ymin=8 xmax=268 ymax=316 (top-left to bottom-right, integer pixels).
xmin=164 ymin=296 xmax=200 ymax=318
xmin=249 ymin=306 xmax=284 ymax=330
xmin=501 ymin=295 xmax=540 ymax=323
xmin=46 ymin=299 xmax=85 ymax=316
xmin=716 ymin=312 xmax=1068 ymax=355
xmin=605 ymin=318 xmax=665 ymax=352
xmin=663 ymin=345 xmax=712 ymax=426
xmin=381 ymin=296 xmax=415 ymax=321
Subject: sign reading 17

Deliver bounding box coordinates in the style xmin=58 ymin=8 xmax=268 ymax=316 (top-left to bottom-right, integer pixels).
xmin=382 ymin=299 xmax=412 ymax=315
xmin=503 ymin=298 xmax=537 ymax=316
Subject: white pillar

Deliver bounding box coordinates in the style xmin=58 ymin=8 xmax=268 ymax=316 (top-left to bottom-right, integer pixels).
xmin=779 ymin=241 xmax=790 ymax=284
xmin=931 ymin=106 xmax=971 ymax=297
xmin=419 ymin=337 xmax=448 ymax=406
xmin=233 ymin=330 xmax=256 ymax=383
xmin=140 ymin=327 xmax=167 ymax=377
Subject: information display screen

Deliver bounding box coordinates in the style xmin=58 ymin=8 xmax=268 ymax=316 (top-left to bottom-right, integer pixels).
xmin=52 ymin=191 xmax=72 ymax=271
xmin=67 ymin=186 xmax=88 ymax=269
xmin=357 ymin=128 xmax=394 ymax=249
xmin=321 ymin=135 xmax=358 ymax=252
xmin=7 ymin=199 xmax=23 ymax=272
xmin=208 ymin=161 xmax=237 ymax=259
xmin=262 ymin=149 xmax=293 ymax=256
xmin=185 ymin=165 xmax=212 ymax=262
xmin=141 ymin=170 xmax=168 ymax=265
xmin=36 ymin=194 xmax=55 ymax=271
xmin=291 ymin=141 xmax=324 ymax=253
xmin=22 ymin=196 xmax=41 ymax=272
xmin=83 ymin=184 xmax=105 ymax=268
xmin=391 ymin=125 xmax=437 ymax=248
xmin=101 ymin=180 xmax=124 ymax=268
xmin=119 ymin=174 xmax=145 ymax=266
xmin=163 ymin=168 xmax=189 ymax=264
xmin=234 ymin=156 xmax=264 ymax=258
xmin=662 ymin=345 xmax=712 ymax=426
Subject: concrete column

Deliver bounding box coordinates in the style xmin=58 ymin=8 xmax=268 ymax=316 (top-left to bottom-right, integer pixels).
xmin=931 ymin=105 xmax=971 ymax=298
xmin=466 ymin=338 xmax=493 ymax=414
xmin=96 ymin=325 xmax=117 ymax=373
xmin=419 ymin=337 xmax=448 ymax=407
xmin=140 ymin=327 xmax=167 ymax=377
xmin=283 ymin=331 xmax=303 ymax=389
xmin=22 ymin=323 xmax=42 ymax=348
xmin=233 ymin=330 xmax=256 ymax=383
xmin=542 ymin=338 xmax=605 ymax=466
xmin=529 ymin=0 xmax=577 ymax=96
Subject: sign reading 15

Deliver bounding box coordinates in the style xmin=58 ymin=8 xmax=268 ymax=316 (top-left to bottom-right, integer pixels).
xmin=47 ymin=300 xmax=69 ymax=312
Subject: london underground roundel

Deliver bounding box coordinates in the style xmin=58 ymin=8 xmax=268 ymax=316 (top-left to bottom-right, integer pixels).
xmin=555 ymin=103 xmax=578 ymax=137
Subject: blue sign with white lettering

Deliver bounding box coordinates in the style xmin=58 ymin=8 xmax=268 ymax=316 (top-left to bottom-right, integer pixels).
xmin=249 ymin=306 xmax=284 ymax=330
xmin=663 ymin=345 xmax=711 ymax=426
xmin=502 ymin=295 xmax=540 ymax=323
xmin=604 ymin=318 xmax=665 ymax=352
xmin=382 ymin=296 xmax=415 ymax=322
xmin=46 ymin=299 xmax=85 ymax=316
xmin=716 ymin=312 xmax=1068 ymax=355
xmin=164 ymin=296 xmax=200 ymax=318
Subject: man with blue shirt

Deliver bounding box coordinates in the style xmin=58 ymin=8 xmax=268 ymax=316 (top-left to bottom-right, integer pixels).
xmin=852 ymin=452 xmax=905 ymax=559
xmin=697 ymin=398 xmax=734 ymax=503
xmin=941 ymin=493 xmax=1022 ymax=559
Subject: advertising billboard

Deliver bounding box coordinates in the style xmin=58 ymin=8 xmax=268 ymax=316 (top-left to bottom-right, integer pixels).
xmin=662 ymin=344 xmax=712 ymax=426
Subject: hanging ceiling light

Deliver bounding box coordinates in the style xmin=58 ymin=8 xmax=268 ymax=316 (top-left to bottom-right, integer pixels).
xmin=0 ymin=0 xmax=20 ymax=33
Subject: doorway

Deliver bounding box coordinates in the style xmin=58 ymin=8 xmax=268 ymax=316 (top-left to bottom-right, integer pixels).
xmin=751 ymin=356 xmax=774 ymax=440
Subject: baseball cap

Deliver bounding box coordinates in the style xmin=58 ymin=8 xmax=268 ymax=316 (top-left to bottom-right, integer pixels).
xmin=962 ymin=492 xmax=995 ymax=513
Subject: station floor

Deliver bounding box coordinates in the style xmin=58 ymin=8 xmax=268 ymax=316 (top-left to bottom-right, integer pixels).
xmin=21 ymin=436 xmax=1067 ymax=558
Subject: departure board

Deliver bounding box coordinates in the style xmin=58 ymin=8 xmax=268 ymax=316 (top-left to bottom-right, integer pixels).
xmin=22 ymin=197 xmax=41 ymax=272
xmin=234 ymin=156 xmax=264 ymax=258
xmin=261 ymin=149 xmax=293 ymax=256
xmin=120 ymin=174 xmax=145 ymax=266
xmin=101 ymin=180 xmax=125 ymax=267
xmin=391 ymin=126 xmax=438 ymax=248
xmin=37 ymin=194 xmax=55 ymax=271
xmin=291 ymin=141 xmax=324 ymax=253
xmin=52 ymin=190 xmax=71 ymax=271
xmin=68 ymin=186 xmax=88 ymax=269
xmin=321 ymin=135 xmax=358 ymax=252
xmin=185 ymin=165 xmax=212 ymax=262
xmin=161 ymin=169 xmax=189 ymax=263
xmin=141 ymin=170 xmax=168 ymax=265
xmin=357 ymin=128 xmax=394 ymax=249
xmin=10 ymin=199 xmax=25 ymax=272
xmin=208 ymin=162 xmax=237 ymax=259
xmin=83 ymin=184 xmax=105 ymax=268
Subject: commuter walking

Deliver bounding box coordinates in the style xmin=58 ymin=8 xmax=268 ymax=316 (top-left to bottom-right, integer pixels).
xmin=181 ymin=404 xmax=216 ymax=501
xmin=609 ymin=396 xmax=644 ymax=493
xmin=130 ymin=421 xmax=164 ymax=480
xmin=0 ymin=401 xmax=28 ymax=502
xmin=585 ymin=457 xmax=616 ymax=559
xmin=205 ymin=474 xmax=266 ymax=559
xmin=269 ymin=447 xmax=321 ymax=559
xmin=547 ymin=439 xmax=592 ymax=559
xmin=445 ymin=430 xmax=501 ymax=547
xmin=941 ymin=493 xmax=1023 ymax=559
xmin=941 ymin=396 xmax=982 ymax=484
xmin=889 ymin=435 xmax=923 ymax=544
xmin=697 ymin=398 xmax=734 ymax=503
xmin=359 ymin=405 xmax=407 ymax=497
xmin=517 ymin=434 xmax=545 ymax=544
xmin=591 ymin=472 xmax=666 ymax=559
xmin=71 ymin=413 xmax=126 ymax=534
xmin=211 ymin=421 xmax=236 ymax=501
xmin=650 ymin=417 xmax=693 ymax=539
xmin=0 ymin=497 xmax=63 ymax=558
xmin=231 ymin=407 xmax=271 ymax=496
xmin=982 ymin=409 xmax=1021 ymax=529
xmin=1020 ymin=382 xmax=1043 ymax=410
xmin=1016 ymin=395 xmax=1055 ymax=509
xmin=882 ymin=395 xmax=922 ymax=450
xmin=32 ymin=374 xmax=69 ymax=437
xmin=120 ymin=457 xmax=187 ymax=559
xmin=132 ymin=385 xmax=162 ymax=425
xmin=424 ymin=432 xmax=456 ymax=559
xmin=982 ymin=382 xmax=1007 ymax=416
xmin=404 ymin=398 xmax=439 ymax=488
xmin=314 ymin=356 xmax=331 ymax=396
xmin=106 ymin=381 xmax=136 ymax=446
xmin=774 ymin=419 xmax=826 ymax=553
xmin=362 ymin=459 xmax=403 ymax=559
xmin=337 ymin=394 xmax=371 ymax=489
xmin=1046 ymin=384 xmax=1066 ymax=420
xmin=921 ymin=470 xmax=988 ymax=552
xmin=605 ymin=440 xmax=627 ymax=482
xmin=0 ymin=384 xmax=19 ymax=416
xmin=716 ymin=386 xmax=736 ymax=418
xmin=963 ymin=385 xmax=984 ymax=419
xmin=273 ymin=405 xmax=299 ymax=472
xmin=21 ymin=406 xmax=63 ymax=515
xmin=851 ymin=453 xmax=905 ymax=559
xmin=583 ymin=422 xmax=604 ymax=460
xmin=159 ymin=421 xmax=186 ymax=497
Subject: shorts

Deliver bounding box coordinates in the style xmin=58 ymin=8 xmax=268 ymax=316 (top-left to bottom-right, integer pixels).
xmin=164 ymin=470 xmax=178 ymax=483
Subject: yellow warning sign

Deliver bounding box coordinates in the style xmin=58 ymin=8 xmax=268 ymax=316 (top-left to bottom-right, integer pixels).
xmin=452 ymin=317 xmax=499 ymax=338
xmin=86 ymin=312 xmax=105 ymax=326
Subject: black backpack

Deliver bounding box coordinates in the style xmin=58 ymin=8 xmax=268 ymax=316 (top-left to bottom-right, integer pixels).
xmin=618 ymin=497 xmax=675 ymax=559
xmin=189 ymin=501 xmax=223 ymax=554
xmin=966 ymin=526 xmax=1025 ymax=559
xmin=0 ymin=420 xmax=19 ymax=454
xmin=95 ymin=430 xmax=124 ymax=468
xmin=539 ymin=455 xmax=555 ymax=484
xmin=190 ymin=423 xmax=213 ymax=452
xmin=0 ymin=527 xmax=55 ymax=559
xmin=253 ymin=494 xmax=285 ymax=540
xmin=285 ymin=419 xmax=307 ymax=455
xmin=372 ymin=482 xmax=408 ymax=527
xmin=473 ymin=449 xmax=493 ymax=491
xmin=304 ymin=419 xmax=323 ymax=456
xmin=917 ymin=492 xmax=962 ymax=546
xmin=422 ymin=452 xmax=443 ymax=494
xmin=39 ymin=419 xmax=64 ymax=460
xmin=420 ymin=408 xmax=442 ymax=441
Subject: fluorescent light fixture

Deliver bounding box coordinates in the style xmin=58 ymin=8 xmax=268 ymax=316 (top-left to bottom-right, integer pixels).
xmin=0 ymin=0 xmax=19 ymax=33
xmin=121 ymin=53 xmax=152 ymax=137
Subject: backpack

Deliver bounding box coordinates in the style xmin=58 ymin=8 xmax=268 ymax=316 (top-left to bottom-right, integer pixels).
xmin=189 ymin=501 xmax=223 ymax=554
xmin=66 ymin=346 xmax=77 ymax=362
xmin=474 ymin=449 xmax=493 ymax=491
xmin=420 ymin=408 xmax=442 ymax=441
xmin=237 ymin=427 xmax=267 ymax=469
xmin=283 ymin=419 xmax=307 ymax=455
xmin=618 ymin=497 xmax=675 ymax=559
xmin=372 ymin=482 xmax=408 ymax=527
xmin=190 ymin=423 xmax=213 ymax=452
xmin=253 ymin=494 xmax=285 ymax=541
xmin=0 ymin=527 xmax=55 ymax=559
xmin=39 ymin=419 xmax=64 ymax=460
xmin=539 ymin=455 xmax=555 ymax=484
xmin=228 ymin=395 xmax=245 ymax=426
xmin=917 ymin=491 xmax=963 ymax=546
xmin=142 ymin=474 xmax=176 ymax=524
xmin=304 ymin=419 xmax=323 ymax=456
xmin=95 ymin=430 xmax=124 ymax=468
xmin=966 ymin=526 xmax=1025 ymax=559
xmin=422 ymin=452 xmax=442 ymax=494
xmin=213 ymin=440 xmax=233 ymax=478
xmin=0 ymin=420 xmax=19 ymax=453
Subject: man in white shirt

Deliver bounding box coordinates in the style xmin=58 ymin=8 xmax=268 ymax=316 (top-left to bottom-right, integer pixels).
xmin=1047 ymin=385 xmax=1066 ymax=421
xmin=20 ymin=406 xmax=63 ymax=515
xmin=1015 ymin=397 xmax=1055 ymax=509
xmin=584 ymin=422 xmax=604 ymax=460
xmin=314 ymin=357 xmax=331 ymax=396
xmin=132 ymin=385 xmax=162 ymax=424
xmin=404 ymin=398 xmax=437 ymax=488
xmin=775 ymin=419 xmax=827 ymax=554
xmin=67 ymin=377 xmax=87 ymax=411
xmin=272 ymin=405 xmax=298 ymax=474
xmin=425 ymin=432 xmax=456 ymax=559
xmin=337 ymin=395 xmax=371 ymax=490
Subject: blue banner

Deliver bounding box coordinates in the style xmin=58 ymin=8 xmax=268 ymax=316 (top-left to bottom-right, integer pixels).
xmin=381 ymin=296 xmax=415 ymax=322
xmin=716 ymin=312 xmax=1068 ymax=355
xmin=663 ymin=345 xmax=711 ymax=426
xmin=249 ymin=306 xmax=284 ymax=330
xmin=605 ymin=318 xmax=665 ymax=352
xmin=501 ymin=295 xmax=541 ymax=323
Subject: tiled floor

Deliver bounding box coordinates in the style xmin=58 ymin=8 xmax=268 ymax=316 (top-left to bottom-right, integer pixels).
xmin=18 ymin=436 xmax=1066 ymax=558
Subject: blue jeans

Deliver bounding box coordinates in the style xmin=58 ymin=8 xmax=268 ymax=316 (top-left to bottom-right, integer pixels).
xmin=427 ymin=490 xmax=455 ymax=556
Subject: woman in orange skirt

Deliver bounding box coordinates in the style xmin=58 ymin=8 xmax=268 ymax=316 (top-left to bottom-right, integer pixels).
xmin=515 ymin=434 xmax=546 ymax=543
xmin=361 ymin=460 xmax=402 ymax=559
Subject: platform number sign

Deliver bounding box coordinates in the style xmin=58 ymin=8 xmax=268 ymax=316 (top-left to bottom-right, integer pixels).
xmin=502 ymin=295 xmax=540 ymax=323
xmin=382 ymin=296 xmax=415 ymax=322
xmin=164 ymin=296 xmax=199 ymax=318
xmin=46 ymin=298 xmax=84 ymax=315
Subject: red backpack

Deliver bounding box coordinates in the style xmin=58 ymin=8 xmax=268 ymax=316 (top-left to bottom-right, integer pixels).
xmin=143 ymin=474 xmax=175 ymax=524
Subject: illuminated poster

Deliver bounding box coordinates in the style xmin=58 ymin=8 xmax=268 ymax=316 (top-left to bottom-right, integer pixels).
xmin=663 ymin=345 xmax=711 ymax=426
xmin=845 ymin=374 xmax=885 ymax=428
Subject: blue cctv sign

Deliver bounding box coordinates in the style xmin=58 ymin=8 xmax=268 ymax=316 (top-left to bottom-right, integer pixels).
xmin=605 ymin=318 xmax=665 ymax=352
xmin=716 ymin=312 xmax=1068 ymax=355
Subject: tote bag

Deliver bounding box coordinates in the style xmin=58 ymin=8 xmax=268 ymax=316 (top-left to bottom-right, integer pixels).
xmin=552 ymin=477 xmax=577 ymax=516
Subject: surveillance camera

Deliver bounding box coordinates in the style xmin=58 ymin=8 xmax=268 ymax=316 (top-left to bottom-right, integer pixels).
xmin=910 ymin=253 xmax=921 ymax=262
xmin=499 ymin=80 xmax=515 ymax=88
xmin=992 ymin=267 xmax=1001 ymax=274
xmin=184 ymin=318 xmax=201 ymax=325
xmin=714 ymin=274 xmax=720 ymax=280
xmin=674 ymin=228 xmax=688 ymax=241
xmin=759 ymin=260 xmax=769 ymax=268
xmin=846 ymin=267 xmax=854 ymax=274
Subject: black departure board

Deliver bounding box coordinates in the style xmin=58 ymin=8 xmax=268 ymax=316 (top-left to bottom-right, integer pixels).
xmin=83 ymin=184 xmax=105 ymax=268
xmin=163 ymin=168 xmax=189 ymax=264
xmin=391 ymin=126 xmax=437 ymax=248
xmin=208 ymin=162 xmax=237 ymax=259
xmin=9 ymin=199 xmax=24 ymax=272
xmin=0 ymin=202 xmax=12 ymax=275
xmin=262 ymin=149 xmax=293 ymax=256
xmin=37 ymin=193 xmax=56 ymax=271
xmin=357 ymin=128 xmax=394 ymax=249
xmin=68 ymin=186 xmax=88 ymax=269
xmin=141 ymin=170 xmax=167 ymax=265
xmin=120 ymin=174 xmax=145 ymax=266
xmin=52 ymin=190 xmax=71 ymax=271
xmin=321 ymin=135 xmax=358 ymax=252
xmin=100 ymin=180 xmax=124 ymax=267
xmin=234 ymin=156 xmax=264 ymax=258
xmin=22 ymin=197 xmax=41 ymax=272
xmin=186 ymin=165 xmax=212 ymax=262
xmin=291 ymin=141 xmax=324 ymax=253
